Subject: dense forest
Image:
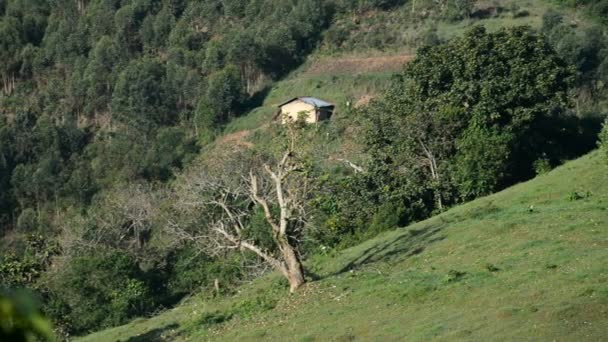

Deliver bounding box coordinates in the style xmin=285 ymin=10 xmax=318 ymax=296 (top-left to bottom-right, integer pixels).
xmin=1 ymin=0 xmax=608 ymax=339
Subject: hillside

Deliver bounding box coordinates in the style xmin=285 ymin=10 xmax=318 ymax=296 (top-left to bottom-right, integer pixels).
xmin=215 ymin=0 xmax=589 ymax=158
xmin=3 ymin=0 xmax=608 ymax=339
xmin=78 ymin=150 xmax=608 ymax=341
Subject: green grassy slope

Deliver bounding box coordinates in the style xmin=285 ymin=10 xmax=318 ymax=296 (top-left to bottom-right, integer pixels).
xmin=79 ymin=151 xmax=608 ymax=341
xmin=223 ymin=66 xmax=396 ymax=134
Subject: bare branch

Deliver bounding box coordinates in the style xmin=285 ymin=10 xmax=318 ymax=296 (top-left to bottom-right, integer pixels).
xmin=335 ymin=158 xmax=364 ymax=173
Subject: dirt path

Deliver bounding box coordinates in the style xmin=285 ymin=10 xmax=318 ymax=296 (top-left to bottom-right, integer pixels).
xmin=217 ymin=123 xmax=271 ymax=149
xmin=305 ymin=54 xmax=414 ymax=75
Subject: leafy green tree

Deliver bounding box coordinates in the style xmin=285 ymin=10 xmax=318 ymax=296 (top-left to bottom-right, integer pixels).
xmin=200 ymin=65 xmax=246 ymax=126
xmin=0 ymin=123 xmax=16 ymax=222
xmin=165 ymin=58 xmax=203 ymax=112
xmin=63 ymin=155 xmax=97 ymax=205
xmin=42 ymin=0 xmax=84 ymax=65
xmin=140 ymin=7 xmax=175 ymax=52
xmin=362 ymin=26 xmax=575 ymax=213
xmin=80 ymin=0 xmax=116 ymax=44
xmin=0 ymin=16 xmax=22 ymax=94
xmin=111 ymin=58 xmax=175 ymax=128
xmin=84 ymin=36 xmax=120 ymax=115
xmin=443 ymin=0 xmax=475 ymax=21
xmin=18 ymin=44 xmax=44 ymax=79
xmin=87 ymin=131 xmax=146 ymax=186
xmin=225 ymin=31 xmax=264 ymax=94
xmin=47 ymin=250 xmax=157 ymax=334
xmin=114 ymin=4 xmax=143 ymax=54
xmin=202 ymin=39 xmax=227 ymax=73
xmin=142 ymin=127 xmax=198 ymax=181
xmin=5 ymin=0 xmax=49 ymax=44
xmin=167 ymin=10 xmax=209 ymax=52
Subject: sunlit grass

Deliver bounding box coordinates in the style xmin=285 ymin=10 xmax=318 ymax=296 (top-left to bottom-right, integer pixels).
xmin=79 ymin=151 xmax=608 ymax=341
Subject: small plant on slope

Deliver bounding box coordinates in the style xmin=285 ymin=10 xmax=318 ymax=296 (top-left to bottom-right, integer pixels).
xmin=600 ymin=118 xmax=608 ymax=164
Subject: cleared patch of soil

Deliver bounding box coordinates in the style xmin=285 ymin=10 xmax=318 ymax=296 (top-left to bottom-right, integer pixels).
xmin=217 ymin=130 xmax=254 ymax=149
xmin=305 ymin=54 xmax=414 ymax=75
xmin=355 ymin=94 xmax=375 ymax=108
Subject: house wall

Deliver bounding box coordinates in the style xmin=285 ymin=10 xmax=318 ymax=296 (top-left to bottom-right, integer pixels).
xmin=318 ymin=108 xmax=332 ymax=121
xmin=280 ymin=100 xmax=317 ymax=124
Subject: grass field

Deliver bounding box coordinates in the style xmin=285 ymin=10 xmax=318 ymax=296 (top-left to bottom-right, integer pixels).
xmin=78 ymin=150 xmax=608 ymax=341
xmin=223 ymin=70 xmax=395 ymax=134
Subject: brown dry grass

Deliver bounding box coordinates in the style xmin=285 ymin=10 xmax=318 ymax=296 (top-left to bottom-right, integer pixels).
xmin=216 ymin=129 xmax=254 ymax=149
xmin=305 ymin=54 xmax=414 ymax=75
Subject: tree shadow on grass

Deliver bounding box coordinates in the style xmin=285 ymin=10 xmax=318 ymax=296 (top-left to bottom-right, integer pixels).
xmin=328 ymin=223 xmax=447 ymax=277
xmin=123 ymin=323 xmax=179 ymax=342
xmin=240 ymin=86 xmax=273 ymax=114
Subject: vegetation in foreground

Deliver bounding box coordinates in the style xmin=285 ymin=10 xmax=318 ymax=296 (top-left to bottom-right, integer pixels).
xmin=79 ymin=150 xmax=608 ymax=341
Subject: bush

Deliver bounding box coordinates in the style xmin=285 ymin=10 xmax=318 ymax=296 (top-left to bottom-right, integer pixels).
xmin=443 ymin=0 xmax=475 ymax=21
xmin=600 ymin=119 xmax=608 ymax=163
xmin=46 ymin=250 xmax=158 ymax=334
xmin=230 ymin=295 xmax=278 ymax=319
xmin=0 ymin=234 xmax=59 ymax=288
xmin=369 ymin=202 xmax=408 ymax=234
xmin=533 ymin=157 xmax=552 ymax=175
xmin=166 ymin=246 xmax=243 ymax=298
xmin=16 ymin=208 xmax=38 ymax=232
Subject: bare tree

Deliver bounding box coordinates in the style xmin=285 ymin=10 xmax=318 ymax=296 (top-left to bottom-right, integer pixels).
xmin=169 ymin=135 xmax=311 ymax=292
xmin=248 ymin=151 xmax=307 ymax=291
xmin=58 ymin=183 xmax=162 ymax=256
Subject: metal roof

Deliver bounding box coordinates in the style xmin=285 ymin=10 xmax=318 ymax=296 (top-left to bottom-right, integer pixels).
xmin=278 ymin=97 xmax=334 ymax=108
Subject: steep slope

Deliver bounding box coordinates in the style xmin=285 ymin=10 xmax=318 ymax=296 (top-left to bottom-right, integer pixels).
xmin=79 ymin=151 xmax=608 ymax=341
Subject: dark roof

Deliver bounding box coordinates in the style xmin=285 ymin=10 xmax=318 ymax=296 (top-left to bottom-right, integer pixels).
xmin=278 ymin=97 xmax=334 ymax=108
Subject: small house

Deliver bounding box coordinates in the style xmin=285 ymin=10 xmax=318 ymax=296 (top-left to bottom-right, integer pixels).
xmin=275 ymin=97 xmax=335 ymax=124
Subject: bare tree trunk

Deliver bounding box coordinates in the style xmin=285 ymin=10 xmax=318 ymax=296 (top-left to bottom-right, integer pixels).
xmin=171 ymin=134 xmax=310 ymax=294
xmin=2 ymin=72 xmax=15 ymax=95
xmin=76 ymin=0 xmax=86 ymax=15
xmin=214 ymin=278 xmax=220 ymax=296
xmin=250 ymin=150 xmax=308 ymax=292
xmin=335 ymin=158 xmax=364 ymax=173
xmin=419 ymin=139 xmax=443 ymax=211
xmin=279 ymin=238 xmax=305 ymax=292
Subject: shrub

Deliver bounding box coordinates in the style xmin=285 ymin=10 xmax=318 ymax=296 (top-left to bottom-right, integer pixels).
xmin=369 ymin=202 xmax=408 ymax=234
xmin=0 ymin=235 xmax=59 ymax=288
xmin=16 ymin=208 xmax=38 ymax=232
xmin=196 ymin=311 xmax=233 ymax=326
xmin=230 ymin=295 xmax=278 ymax=319
xmin=443 ymin=0 xmax=475 ymax=21
xmin=600 ymin=119 xmax=608 ymax=163
xmin=46 ymin=250 xmax=158 ymax=334
xmin=533 ymin=157 xmax=552 ymax=175
xmin=166 ymin=246 xmax=243 ymax=298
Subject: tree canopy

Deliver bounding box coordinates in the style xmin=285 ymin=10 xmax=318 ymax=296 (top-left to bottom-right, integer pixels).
xmin=323 ymin=26 xmax=583 ymax=240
